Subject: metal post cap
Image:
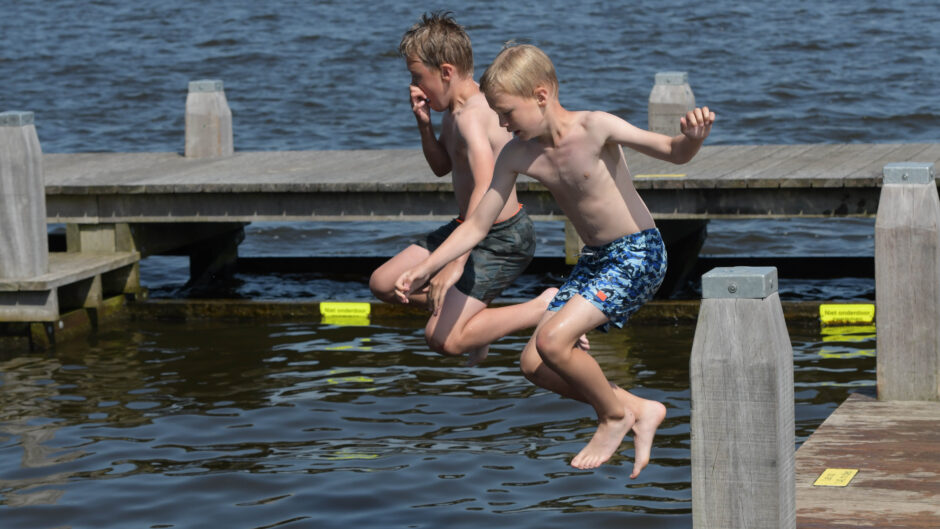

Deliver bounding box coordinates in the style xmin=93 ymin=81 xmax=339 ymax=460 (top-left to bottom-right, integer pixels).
xmin=0 ymin=111 xmax=35 ymax=127
xmin=701 ymin=266 xmax=778 ymax=299
xmin=654 ymin=72 xmax=688 ymax=86
xmin=883 ymin=162 xmax=935 ymax=185
xmin=188 ymin=80 xmax=225 ymax=93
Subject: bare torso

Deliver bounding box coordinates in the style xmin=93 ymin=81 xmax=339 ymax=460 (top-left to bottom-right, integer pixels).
xmin=439 ymin=94 xmax=521 ymax=222
xmin=506 ymin=111 xmax=655 ymax=246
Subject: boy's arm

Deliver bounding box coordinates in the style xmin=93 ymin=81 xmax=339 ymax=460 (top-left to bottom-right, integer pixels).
xmin=395 ymin=151 xmax=519 ymax=310
xmin=411 ymin=86 xmax=452 ymax=176
xmin=425 ymin=112 xmax=498 ymax=308
xmin=597 ymin=107 xmax=715 ymax=164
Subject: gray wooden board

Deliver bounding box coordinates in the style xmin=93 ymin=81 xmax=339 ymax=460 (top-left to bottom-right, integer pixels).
xmin=0 ymin=252 xmax=139 ymax=291
xmin=40 ymin=144 xmax=940 ymax=220
xmin=796 ymin=393 xmax=940 ymax=529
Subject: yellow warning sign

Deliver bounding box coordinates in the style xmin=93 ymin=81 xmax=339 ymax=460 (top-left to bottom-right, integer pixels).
xmin=320 ymin=302 xmax=370 ymax=326
xmin=819 ymin=304 xmax=875 ymax=326
xmin=813 ymin=468 xmax=858 ymax=487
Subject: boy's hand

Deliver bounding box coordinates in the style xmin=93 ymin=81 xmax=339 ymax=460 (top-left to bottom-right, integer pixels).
xmin=427 ymin=260 xmax=462 ymax=315
xmin=680 ymin=107 xmax=716 ymax=141
xmin=394 ymin=266 xmax=430 ymax=304
xmin=410 ymin=85 xmax=431 ymax=126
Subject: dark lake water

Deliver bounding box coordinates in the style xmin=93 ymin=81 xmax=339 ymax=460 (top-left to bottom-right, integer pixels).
xmin=0 ymin=0 xmax=934 ymax=527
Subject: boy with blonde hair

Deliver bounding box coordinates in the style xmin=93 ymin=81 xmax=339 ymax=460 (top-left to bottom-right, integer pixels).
xmin=370 ymin=14 xmax=556 ymax=366
xmin=395 ymin=44 xmax=715 ymax=477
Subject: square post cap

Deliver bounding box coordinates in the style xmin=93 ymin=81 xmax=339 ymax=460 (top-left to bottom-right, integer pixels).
xmin=654 ymin=72 xmax=688 ymax=85
xmin=883 ymin=162 xmax=935 ymax=185
xmin=188 ymin=80 xmax=225 ymax=93
xmin=702 ymin=266 xmax=778 ymax=299
xmin=0 ymin=111 xmax=34 ymax=126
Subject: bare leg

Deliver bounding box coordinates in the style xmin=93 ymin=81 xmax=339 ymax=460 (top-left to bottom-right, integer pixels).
xmin=531 ymin=297 xmax=633 ymax=469
xmin=520 ymin=300 xmax=664 ymax=476
xmin=369 ymin=244 xmax=432 ymax=305
xmin=426 ymin=287 xmax=558 ymax=365
xmin=612 ymin=385 xmax=666 ymax=479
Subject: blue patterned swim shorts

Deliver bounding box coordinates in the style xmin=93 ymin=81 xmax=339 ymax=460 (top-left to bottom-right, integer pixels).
xmin=548 ymin=228 xmax=667 ymax=332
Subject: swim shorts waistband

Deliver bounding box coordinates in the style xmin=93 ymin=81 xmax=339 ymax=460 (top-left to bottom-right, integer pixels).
xmin=455 ymin=203 xmax=524 ymax=224
xmin=581 ymin=228 xmax=662 ymax=252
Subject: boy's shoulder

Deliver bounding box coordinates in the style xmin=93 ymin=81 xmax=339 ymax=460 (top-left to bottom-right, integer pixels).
xmin=451 ymin=93 xmax=501 ymax=138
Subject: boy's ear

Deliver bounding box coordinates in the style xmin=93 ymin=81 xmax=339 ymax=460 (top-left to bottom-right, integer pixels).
xmin=534 ymin=85 xmax=550 ymax=106
xmin=439 ymin=63 xmax=455 ymax=81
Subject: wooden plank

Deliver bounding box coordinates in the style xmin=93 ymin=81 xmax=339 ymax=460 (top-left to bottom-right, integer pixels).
xmin=714 ymin=144 xmax=792 ymax=188
xmin=779 ymin=145 xmax=877 ymax=188
xmin=747 ymin=144 xmax=849 ymax=184
xmin=796 ymin=393 xmax=940 ymax=529
xmin=0 ymin=252 xmax=139 ymax=291
xmin=842 ymin=143 xmax=937 ymax=183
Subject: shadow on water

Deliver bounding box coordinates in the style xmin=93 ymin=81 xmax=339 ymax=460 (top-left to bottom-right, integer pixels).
xmin=0 ymin=317 xmax=874 ymax=529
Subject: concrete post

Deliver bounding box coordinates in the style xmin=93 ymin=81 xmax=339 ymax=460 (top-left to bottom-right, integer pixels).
xmin=648 ymin=71 xmax=695 ymax=136
xmin=0 ymin=111 xmax=48 ymax=278
xmin=185 ymin=80 xmax=233 ymax=158
xmin=691 ymin=267 xmax=795 ymax=529
xmin=875 ymin=162 xmax=940 ymax=400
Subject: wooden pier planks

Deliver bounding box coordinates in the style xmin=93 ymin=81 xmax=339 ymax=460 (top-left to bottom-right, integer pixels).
xmin=41 ymin=143 xmax=940 ymax=221
xmin=796 ymin=393 xmax=940 ymax=529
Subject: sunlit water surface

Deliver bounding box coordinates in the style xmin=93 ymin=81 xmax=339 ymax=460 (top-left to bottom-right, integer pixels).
xmin=0 ymin=319 xmax=874 ymax=529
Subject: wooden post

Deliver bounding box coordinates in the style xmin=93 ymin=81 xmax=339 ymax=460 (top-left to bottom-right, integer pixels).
xmin=648 ymin=71 xmax=695 ymax=136
xmin=691 ymin=266 xmax=795 ymax=529
xmin=185 ymin=80 xmax=233 ymax=158
xmin=0 ymin=111 xmax=48 ymax=279
xmin=875 ymin=162 xmax=940 ymax=401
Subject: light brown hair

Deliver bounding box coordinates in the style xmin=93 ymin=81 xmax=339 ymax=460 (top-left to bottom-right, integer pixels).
xmin=480 ymin=44 xmax=559 ymax=99
xmin=399 ymin=11 xmax=473 ymax=76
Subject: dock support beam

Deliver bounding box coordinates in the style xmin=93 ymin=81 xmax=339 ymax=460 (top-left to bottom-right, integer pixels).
xmin=691 ymin=267 xmax=795 ymax=529
xmin=0 ymin=111 xmax=48 ymax=279
xmin=185 ymin=80 xmax=233 ymax=158
xmin=875 ymin=162 xmax=940 ymax=401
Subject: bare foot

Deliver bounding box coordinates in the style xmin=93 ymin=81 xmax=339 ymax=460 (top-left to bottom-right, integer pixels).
xmin=629 ymin=398 xmax=666 ymax=479
xmin=570 ymin=411 xmax=635 ymax=469
xmin=465 ymin=345 xmax=489 ymax=367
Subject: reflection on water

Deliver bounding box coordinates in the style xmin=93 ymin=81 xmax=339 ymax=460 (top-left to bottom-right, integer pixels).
xmin=0 ymin=318 xmax=874 ymax=529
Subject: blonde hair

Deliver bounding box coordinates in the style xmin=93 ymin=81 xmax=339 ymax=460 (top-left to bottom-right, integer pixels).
xmin=480 ymin=44 xmax=559 ymax=99
xmin=399 ymin=12 xmax=473 ymax=76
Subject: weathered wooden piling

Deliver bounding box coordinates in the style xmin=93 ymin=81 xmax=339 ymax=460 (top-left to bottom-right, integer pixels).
xmin=875 ymin=161 xmax=940 ymax=401
xmin=0 ymin=111 xmax=48 ymax=279
xmin=185 ymin=80 xmax=233 ymax=158
xmin=690 ymin=267 xmax=795 ymax=529
xmin=648 ymin=71 xmax=695 ymax=136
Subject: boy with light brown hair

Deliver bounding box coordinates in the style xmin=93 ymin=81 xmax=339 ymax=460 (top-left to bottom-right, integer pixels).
xmin=395 ymin=44 xmax=715 ymax=477
xmin=370 ymin=14 xmax=556 ymax=366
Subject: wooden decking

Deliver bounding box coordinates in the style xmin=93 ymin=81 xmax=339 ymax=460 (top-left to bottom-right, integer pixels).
xmin=0 ymin=252 xmax=140 ymax=322
xmin=796 ymin=393 xmax=940 ymax=528
xmin=43 ymin=143 xmax=940 ymax=222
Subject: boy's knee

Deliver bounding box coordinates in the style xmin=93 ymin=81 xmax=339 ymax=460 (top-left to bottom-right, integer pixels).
xmin=368 ymin=272 xmax=393 ymax=301
xmin=519 ymin=352 xmax=541 ymax=379
xmin=425 ymin=333 xmax=464 ymax=357
xmin=534 ymin=326 xmax=569 ymax=364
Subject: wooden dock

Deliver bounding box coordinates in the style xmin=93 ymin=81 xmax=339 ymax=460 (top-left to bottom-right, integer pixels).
xmin=796 ymin=393 xmax=940 ymax=528
xmin=43 ymin=143 xmax=940 ymax=222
